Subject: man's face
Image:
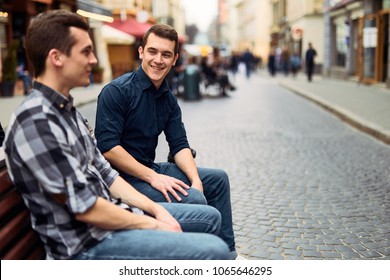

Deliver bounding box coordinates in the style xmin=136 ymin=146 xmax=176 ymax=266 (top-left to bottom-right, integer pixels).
xmin=139 ymin=33 xmax=178 ymax=89
xmin=61 ymin=27 xmax=97 ymax=90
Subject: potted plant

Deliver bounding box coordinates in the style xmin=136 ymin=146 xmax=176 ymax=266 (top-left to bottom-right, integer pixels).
xmin=91 ymin=65 xmax=104 ymax=83
xmin=1 ymin=40 xmax=18 ymax=97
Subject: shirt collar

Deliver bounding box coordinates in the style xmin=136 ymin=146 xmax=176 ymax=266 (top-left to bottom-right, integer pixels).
xmin=135 ymin=66 xmax=170 ymax=98
xmin=32 ymin=81 xmax=74 ymax=112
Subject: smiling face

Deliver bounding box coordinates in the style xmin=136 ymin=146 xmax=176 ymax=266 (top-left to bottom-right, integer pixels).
xmin=138 ymin=33 xmax=178 ymax=89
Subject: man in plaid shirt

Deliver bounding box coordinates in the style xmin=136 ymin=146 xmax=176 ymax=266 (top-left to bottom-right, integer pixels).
xmin=4 ymin=10 xmax=229 ymax=260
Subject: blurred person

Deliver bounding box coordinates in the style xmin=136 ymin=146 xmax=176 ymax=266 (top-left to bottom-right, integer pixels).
xmin=4 ymin=10 xmax=229 ymax=260
xmin=200 ymin=48 xmax=236 ymax=97
xmin=305 ymin=42 xmax=317 ymax=82
xmin=16 ymin=63 xmax=33 ymax=95
xmin=229 ymin=50 xmax=240 ymax=79
xmin=268 ymin=48 xmax=276 ymax=77
xmin=167 ymin=47 xmax=187 ymax=96
xmin=280 ymin=46 xmax=290 ymax=76
xmin=0 ymin=122 xmax=4 ymax=146
xmin=95 ymin=24 xmax=241 ymax=259
xmin=242 ymin=48 xmax=255 ymax=79
xmin=290 ymin=52 xmax=301 ymax=77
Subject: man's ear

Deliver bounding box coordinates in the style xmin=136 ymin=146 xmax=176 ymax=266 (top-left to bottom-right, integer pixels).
xmin=173 ymin=53 xmax=179 ymax=66
xmin=138 ymin=46 xmax=144 ymax=59
xmin=48 ymin=49 xmax=63 ymax=67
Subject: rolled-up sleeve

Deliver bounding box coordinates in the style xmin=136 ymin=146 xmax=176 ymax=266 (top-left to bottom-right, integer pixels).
xmin=164 ymin=96 xmax=190 ymax=157
xmin=95 ymin=84 xmax=127 ymax=154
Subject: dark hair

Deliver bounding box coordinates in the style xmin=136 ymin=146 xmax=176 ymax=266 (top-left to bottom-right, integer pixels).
xmin=25 ymin=10 xmax=89 ymax=78
xmin=141 ymin=24 xmax=179 ymax=54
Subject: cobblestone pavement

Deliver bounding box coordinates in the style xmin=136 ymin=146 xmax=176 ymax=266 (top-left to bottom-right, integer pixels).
xmin=155 ymin=71 xmax=390 ymax=260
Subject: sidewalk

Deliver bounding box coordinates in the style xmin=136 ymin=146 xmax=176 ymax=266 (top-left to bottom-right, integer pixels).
xmin=0 ymin=83 xmax=104 ymax=130
xmin=277 ymin=73 xmax=390 ymax=145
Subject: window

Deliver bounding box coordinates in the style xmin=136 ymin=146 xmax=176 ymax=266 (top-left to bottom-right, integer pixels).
xmin=335 ymin=21 xmax=348 ymax=67
xmin=383 ymin=0 xmax=390 ymax=9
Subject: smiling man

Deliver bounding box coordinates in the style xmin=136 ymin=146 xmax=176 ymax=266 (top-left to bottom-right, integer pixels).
xmin=95 ymin=24 xmax=241 ymax=259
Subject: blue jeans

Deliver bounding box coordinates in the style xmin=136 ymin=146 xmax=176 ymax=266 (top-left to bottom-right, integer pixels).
xmin=73 ymin=203 xmax=230 ymax=260
xmin=126 ymin=163 xmax=236 ymax=256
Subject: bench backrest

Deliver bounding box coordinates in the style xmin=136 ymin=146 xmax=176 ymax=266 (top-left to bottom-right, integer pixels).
xmin=0 ymin=163 xmax=45 ymax=259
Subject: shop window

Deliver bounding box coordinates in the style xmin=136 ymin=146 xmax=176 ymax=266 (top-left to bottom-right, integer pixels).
xmin=384 ymin=0 xmax=390 ymax=9
xmin=335 ymin=22 xmax=348 ymax=67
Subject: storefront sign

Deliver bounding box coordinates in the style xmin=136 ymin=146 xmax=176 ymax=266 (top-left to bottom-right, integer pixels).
xmin=363 ymin=27 xmax=377 ymax=48
xmin=291 ymin=27 xmax=303 ymax=40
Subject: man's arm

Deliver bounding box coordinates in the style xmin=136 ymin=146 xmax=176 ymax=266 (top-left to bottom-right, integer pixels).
xmin=75 ymin=197 xmax=181 ymax=232
xmin=103 ymin=145 xmax=190 ymax=202
xmin=76 ymin=176 xmax=182 ymax=232
xmin=173 ymin=148 xmax=204 ymax=193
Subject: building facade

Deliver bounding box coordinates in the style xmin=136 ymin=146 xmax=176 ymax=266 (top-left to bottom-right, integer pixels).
xmin=0 ymin=0 xmax=113 ymax=95
xmin=227 ymin=0 xmax=272 ymax=61
xmin=269 ymin=0 xmax=325 ymax=72
xmin=323 ymin=0 xmax=390 ymax=87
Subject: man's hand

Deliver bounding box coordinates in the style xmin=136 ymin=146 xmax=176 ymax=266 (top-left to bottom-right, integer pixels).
xmin=150 ymin=173 xmax=190 ymax=203
xmin=153 ymin=204 xmax=182 ymax=232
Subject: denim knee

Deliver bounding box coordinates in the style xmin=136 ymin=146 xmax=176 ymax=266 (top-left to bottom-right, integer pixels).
xmin=201 ymin=235 xmax=230 ymax=260
xmin=180 ymin=187 xmax=207 ymax=204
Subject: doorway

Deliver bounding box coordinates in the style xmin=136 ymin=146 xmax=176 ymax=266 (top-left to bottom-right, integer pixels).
xmin=358 ymin=12 xmax=389 ymax=83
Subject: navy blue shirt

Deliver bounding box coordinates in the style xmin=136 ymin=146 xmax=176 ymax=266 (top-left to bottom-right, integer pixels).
xmin=95 ymin=67 xmax=189 ymax=174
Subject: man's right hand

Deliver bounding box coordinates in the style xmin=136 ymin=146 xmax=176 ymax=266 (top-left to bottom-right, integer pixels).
xmin=150 ymin=173 xmax=190 ymax=203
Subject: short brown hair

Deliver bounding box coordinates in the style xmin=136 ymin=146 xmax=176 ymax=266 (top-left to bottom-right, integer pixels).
xmin=141 ymin=24 xmax=179 ymax=54
xmin=25 ymin=10 xmax=89 ymax=78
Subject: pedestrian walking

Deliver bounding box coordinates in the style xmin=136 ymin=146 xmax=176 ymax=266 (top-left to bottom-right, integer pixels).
xmin=290 ymin=52 xmax=301 ymax=77
xmin=3 ymin=10 xmax=229 ymax=260
xmin=280 ymin=46 xmax=290 ymax=76
xmin=268 ymin=48 xmax=276 ymax=76
xmin=305 ymin=42 xmax=317 ymax=82
xmin=229 ymin=50 xmax=240 ymax=79
xmin=242 ymin=48 xmax=255 ymax=79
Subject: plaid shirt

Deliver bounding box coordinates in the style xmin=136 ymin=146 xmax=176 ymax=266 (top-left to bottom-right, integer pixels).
xmin=4 ymin=81 xmax=124 ymax=259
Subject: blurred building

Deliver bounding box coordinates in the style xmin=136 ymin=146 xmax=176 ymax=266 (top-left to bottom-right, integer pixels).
xmin=221 ymin=0 xmax=272 ymax=62
xmin=0 ymin=0 xmax=113 ymax=92
xmin=0 ymin=0 xmax=187 ymax=87
xmin=323 ymin=0 xmax=390 ymax=87
xmin=100 ymin=0 xmax=185 ymax=78
xmin=269 ymin=0 xmax=325 ymax=72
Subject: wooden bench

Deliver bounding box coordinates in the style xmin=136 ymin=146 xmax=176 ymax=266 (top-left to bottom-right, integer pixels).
xmin=0 ymin=153 xmax=45 ymax=259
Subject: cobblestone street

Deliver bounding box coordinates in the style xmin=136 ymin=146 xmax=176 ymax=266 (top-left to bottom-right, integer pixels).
xmin=156 ymin=71 xmax=390 ymax=260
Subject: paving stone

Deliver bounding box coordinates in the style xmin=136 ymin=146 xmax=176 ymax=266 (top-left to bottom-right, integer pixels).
xmin=158 ymin=74 xmax=390 ymax=260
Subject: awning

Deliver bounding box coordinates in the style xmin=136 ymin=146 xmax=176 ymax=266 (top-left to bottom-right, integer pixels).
xmin=106 ymin=18 xmax=153 ymax=39
xmin=102 ymin=25 xmax=135 ymax=45
xmin=31 ymin=0 xmax=53 ymax=4
xmin=107 ymin=18 xmax=187 ymax=43
xmin=329 ymin=0 xmax=359 ymax=10
xmin=76 ymin=0 xmax=113 ymax=23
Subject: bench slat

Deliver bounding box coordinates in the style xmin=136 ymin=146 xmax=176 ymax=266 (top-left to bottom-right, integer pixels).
xmin=0 ymin=189 xmax=24 ymax=220
xmin=0 ymin=168 xmax=12 ymax=196
xmin=0 ymin=210 xmax=30 ymax=252
xmin=0 ymin=165 xmax=45 ymax=260
xmin=2 ymin=230 xmax=42 ymax=260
